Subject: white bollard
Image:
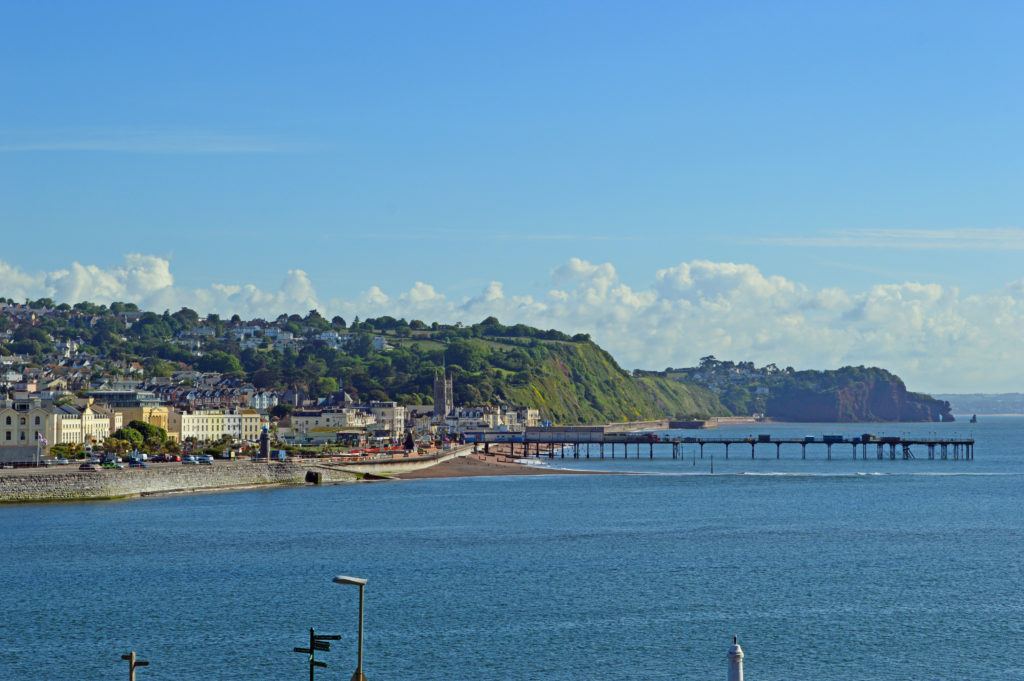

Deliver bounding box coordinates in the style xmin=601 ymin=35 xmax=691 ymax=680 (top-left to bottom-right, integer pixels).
xmin=728 ymin=635 xmax=744 ymax=681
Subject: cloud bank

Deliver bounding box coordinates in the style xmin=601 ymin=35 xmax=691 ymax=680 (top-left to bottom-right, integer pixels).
xmin=2 ymin=254 xmax=1021 ymax=393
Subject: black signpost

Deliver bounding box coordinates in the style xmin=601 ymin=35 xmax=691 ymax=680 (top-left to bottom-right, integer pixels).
xmin=293 ymin=627 xmax=341 ymax=681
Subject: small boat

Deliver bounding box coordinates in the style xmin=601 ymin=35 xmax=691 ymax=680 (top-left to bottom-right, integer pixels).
xmin=970 ymin=414 xmax=978 ymax=423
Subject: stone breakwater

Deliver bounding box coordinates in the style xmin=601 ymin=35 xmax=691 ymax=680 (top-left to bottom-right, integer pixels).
xmin=0 ymin=462 xmax=359 ymax=504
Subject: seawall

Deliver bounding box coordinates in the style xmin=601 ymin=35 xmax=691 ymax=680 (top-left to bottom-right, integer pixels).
xmin=0 ymin=462 xmax=359 ymax=504
xmin=603 ymin=420 xmax=670 ymax=432
xmin=0 ymin=447 xmax=476 ymax=504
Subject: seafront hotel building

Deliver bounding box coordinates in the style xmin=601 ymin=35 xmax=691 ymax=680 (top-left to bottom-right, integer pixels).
xmin=167 ymin=408 xmax=264 ymax=443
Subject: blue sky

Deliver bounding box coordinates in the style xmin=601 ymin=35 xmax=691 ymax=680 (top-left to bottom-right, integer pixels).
xmin=1 ymin=1 xmax=1022 ymax=390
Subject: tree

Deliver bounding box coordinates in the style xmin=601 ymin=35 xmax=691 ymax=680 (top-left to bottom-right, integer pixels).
xmin=348 ymin=334 xmax=374 ymax=357
xmin=316 ymin=376 xmax=339 ymax=396
xmin=446 ymin=339 xmax=486 ymax=373
xmin=252 ymin=367 xmax=281 ymax=389
xmin=110 ymin=302 xmax=139 ymax=314
xmin=699 ymin=355 xmax=719 ymax=370
xmin=197 ymin=351 xmax=243 ymax=374
xmin=304 ymin=309 xmax=330 ymax=332
xmin=10 ymin=339 xmax=44 ymax=356
xmin=145 ymin=358 xmax=176 ymax=378
xmin=126 ymin=420 xmax=167 ymax=444
xmin=270 ymin=404 xmax=292 ymax=420
xmin=50 ymin=442 xmax=84 ymax=459
xmin=113 ymin=427 xmax=144 ymax=449
xmin=104 ymin=437 xmax=129 ymax=454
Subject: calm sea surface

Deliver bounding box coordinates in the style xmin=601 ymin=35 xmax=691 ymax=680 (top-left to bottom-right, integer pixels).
xmin=2 ymin=418 xmax=1022 ymax=680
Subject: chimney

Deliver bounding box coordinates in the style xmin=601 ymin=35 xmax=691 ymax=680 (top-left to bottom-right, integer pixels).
xmin=728 ymin=635 xmax=744 ymax=681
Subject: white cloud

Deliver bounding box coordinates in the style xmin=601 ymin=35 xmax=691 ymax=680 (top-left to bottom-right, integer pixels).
xmin=3 ymin=254 xmax=1023 ymax=392
xmin=402 ymin=282 xmax=443 ymax=304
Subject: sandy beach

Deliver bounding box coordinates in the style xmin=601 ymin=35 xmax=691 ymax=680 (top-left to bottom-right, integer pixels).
xmin=395 ymin=451 xmax=609 ymax=479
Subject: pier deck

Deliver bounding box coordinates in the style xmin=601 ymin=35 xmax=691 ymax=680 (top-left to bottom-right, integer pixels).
xmin=469 ymin=430 xmax=975 ymax=462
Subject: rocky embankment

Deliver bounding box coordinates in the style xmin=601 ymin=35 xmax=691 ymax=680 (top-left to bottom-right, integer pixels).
xmin=0 ymin=448 xmax=476 ymax=503
xmin=0 ymin=462 xmax=358 ymax=503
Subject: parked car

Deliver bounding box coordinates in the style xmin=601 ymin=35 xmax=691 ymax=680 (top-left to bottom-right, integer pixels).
xmin=55 ymin=458 xmax=70 ymax=465
xmin=128 ymin=461 xmax=149 ymax=469
xmin=198 ymin=455 xmax=214 ymax=465
xmin=79 ymin=463 xmax=99 ymax=471
xmin=149 ymin=455 xmax=167 ymax=463
xmin=88 ymin=457 xmax=101 ymax=464
xmin=182 ymin=455 xmax=198 ymax=465
xmin=168 ymin=455 xmax=181 ymax=462
xmin=101 ymin=462 xmax=125 ymax=470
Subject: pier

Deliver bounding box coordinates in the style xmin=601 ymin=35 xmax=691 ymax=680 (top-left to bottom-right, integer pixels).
xmin=468 ymin=428 xmax=975 ymax=462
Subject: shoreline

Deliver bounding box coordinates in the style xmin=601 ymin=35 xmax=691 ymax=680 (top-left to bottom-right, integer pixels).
xmin=0 ymin=446 xmax=577 ymax=504
xmin=395 ymin=452 xmax=613 ymax=479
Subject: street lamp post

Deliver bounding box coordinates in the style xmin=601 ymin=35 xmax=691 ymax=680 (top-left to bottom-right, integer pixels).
xmin=333 ymin=575 xmax=368 ymax=681
xmin=120 ymin=651 xmax=149 ymax=681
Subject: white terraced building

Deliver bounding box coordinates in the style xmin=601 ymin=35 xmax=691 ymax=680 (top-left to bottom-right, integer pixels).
xmin=1 ymin=397 xmax=118 ymax=449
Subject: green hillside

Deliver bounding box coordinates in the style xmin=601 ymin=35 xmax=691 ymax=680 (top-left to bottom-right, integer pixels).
xmin=0 ymin=301 xmax=728 ymax=425
xmin=490 ymin=340 xmax=726 ymax=424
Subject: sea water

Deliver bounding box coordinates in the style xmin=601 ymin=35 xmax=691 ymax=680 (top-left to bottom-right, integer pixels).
xmin=1 ymin=417 xmax=1022 ymax=680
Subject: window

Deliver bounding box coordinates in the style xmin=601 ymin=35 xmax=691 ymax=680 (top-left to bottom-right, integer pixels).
xmin=4 ymin=431 xmax=9 ymax=441
xmin=20 ymin=432 xmax=25 ymax=440
xmin=34 ymin=416 xmax=40 ymax=425
xmin=19 ymin=417 xmax=25 ymax=426
xmin=4 ymin=416 xmax=9 ymax=425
